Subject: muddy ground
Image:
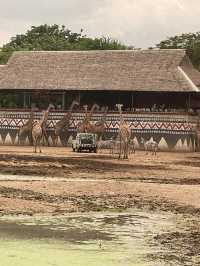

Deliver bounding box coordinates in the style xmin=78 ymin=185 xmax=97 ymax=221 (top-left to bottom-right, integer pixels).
xmin=0 ymin=146 xmax=199 ymax=216
xmin=0 ymin=146 xmax=200 ymax=265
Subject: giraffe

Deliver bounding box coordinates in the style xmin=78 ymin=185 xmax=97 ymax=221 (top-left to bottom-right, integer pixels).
xmin=18 ymin=110 xmax=34 ymax=145
xmin=194 ymin=118 xmax=200 ymax=151
xmin=116 ymin=104 xmax=131 ymax=159
xmin=54 ymin=100 xmax=79 ymax=146
xmin=89 ymin=106 xmax=108 ymax=140
xmin=196 ymin=131 xmax=200 ymax=151
xmin=32 ymin=104 xmax=54 ymax=153
xmin=77 ymin=104 xmax=99 ymax=133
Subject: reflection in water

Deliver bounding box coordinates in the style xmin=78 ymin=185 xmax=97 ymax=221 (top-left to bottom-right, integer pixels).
xmin=0 ymin=210 xmax=198 ymax=266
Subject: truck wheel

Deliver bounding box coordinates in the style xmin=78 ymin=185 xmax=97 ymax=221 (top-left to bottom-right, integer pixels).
xmin=94 ymin=148 xmax=97 ymax=153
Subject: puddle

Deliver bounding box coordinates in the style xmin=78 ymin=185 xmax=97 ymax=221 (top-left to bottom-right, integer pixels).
xmin=0 ymin=210 xmax=198 ymax=266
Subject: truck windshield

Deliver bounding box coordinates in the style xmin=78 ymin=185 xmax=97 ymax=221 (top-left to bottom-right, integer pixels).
xmin=80 ymin=135 xmax=93 ymax=144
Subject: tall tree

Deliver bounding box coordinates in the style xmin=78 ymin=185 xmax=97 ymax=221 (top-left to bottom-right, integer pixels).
xmin=0 ymin=24 xmax=128 ymax=64
xmin=156 ymin=32 xmax=200 ymax=70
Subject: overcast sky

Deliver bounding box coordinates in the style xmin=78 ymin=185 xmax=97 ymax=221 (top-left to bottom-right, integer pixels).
xmin=0 ymin=0 xmax=200 ymax=48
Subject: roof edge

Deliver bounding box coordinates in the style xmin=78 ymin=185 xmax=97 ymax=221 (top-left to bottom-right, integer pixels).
xmin=10 ymin=48 xmax=186 ymax=54
xmin=178 ymin=66 xmax=199 ymax=92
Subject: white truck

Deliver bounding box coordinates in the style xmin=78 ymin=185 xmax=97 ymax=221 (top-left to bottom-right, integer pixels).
xmin=72 ymin=133 xmax=97 ymax=153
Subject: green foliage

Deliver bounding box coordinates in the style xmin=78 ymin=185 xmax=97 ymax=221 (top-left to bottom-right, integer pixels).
xmin=0 ymin=94 xmax=18 ymax=108
xmin=0 ymin=50 xmax=12 ymax=64
xmin=156 ymin=32 xmax=200 ymax=70
xmin=2 ymin=24 xmax=83 ymax=51
xmin=0 ymin=24 xmax=128 ymax=64
xmin=77 ymin=37 xmax=127 ymax=50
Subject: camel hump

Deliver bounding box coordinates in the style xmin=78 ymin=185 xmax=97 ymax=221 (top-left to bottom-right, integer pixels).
xmin=95 ymin=121 xmax=102 ymax=127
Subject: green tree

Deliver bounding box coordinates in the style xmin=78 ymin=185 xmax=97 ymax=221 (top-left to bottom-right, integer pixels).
xmin=0 ymin=50 xmax=12 ymax=64
xmin=156 ymin=32 xmax=200 ymax=70
xmin=0 ymin=24 xmax=128 ymax=64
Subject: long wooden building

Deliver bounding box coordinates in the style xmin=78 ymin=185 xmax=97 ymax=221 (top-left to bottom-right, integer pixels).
xmin=0 ymin=49 xmax=200 ymax=151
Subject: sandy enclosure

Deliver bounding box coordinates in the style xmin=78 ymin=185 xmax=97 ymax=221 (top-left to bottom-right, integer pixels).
xmin=0 ymin=146 xmax=199 ymax=215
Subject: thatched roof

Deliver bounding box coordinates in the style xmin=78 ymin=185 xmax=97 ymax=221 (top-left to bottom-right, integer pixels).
xmin=0 ymin=49 xmax=199 ymax=92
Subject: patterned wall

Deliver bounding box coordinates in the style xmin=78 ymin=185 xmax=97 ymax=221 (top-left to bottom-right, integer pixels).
xmin=0 ymin=110 xmax=197 ymax=152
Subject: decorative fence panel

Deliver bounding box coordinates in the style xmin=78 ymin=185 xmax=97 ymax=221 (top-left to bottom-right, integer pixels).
xmin=0 ymin=110 xmax=197 ymax=152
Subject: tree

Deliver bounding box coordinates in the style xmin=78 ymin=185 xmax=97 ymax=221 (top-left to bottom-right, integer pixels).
xmin=0 ymin=50 xmax=12 ymax=64
xmin=0 ymin=24 xmax=128 ymax=64
xmin=156 ymin=32 xmax=200 ymax=70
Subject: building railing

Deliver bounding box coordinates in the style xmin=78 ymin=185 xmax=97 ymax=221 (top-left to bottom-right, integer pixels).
xmin=0 ymin=107 xmax=197 ymax=116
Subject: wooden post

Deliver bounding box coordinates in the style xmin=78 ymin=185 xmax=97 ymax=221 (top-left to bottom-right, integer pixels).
xmin=131 ymin=92 xmax=134 ymax=112
xmin=23 ymin=92 xmax=26 ymax=108
xmin=27 ymin=93 xmax=31 ymax=107
xmin=188 ymin=94 xmax=191 ymax=110
xmin=78 ymin=91 xmax=81 ymax=106
xmin=62 ymin=92 xmax=65 ymax=110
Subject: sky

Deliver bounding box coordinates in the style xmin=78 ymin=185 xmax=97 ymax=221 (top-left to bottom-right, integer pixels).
xmin=0 ymin=0 xmax=200 ymax=48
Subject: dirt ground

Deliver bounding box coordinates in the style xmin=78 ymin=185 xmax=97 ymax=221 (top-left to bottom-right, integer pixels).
xmin=0 ymin=146 xmax=199 ymax=216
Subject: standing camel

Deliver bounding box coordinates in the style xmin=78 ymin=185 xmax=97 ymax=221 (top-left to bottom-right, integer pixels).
xmin=18 ymin=110 xmax=34 ymax=145
xmin=116 ymin=104 xmax=131 ymax=159
xmin=77 ymin=104 xmax=99 ymax=133
xmin=32 ymin=104 xmax=54 ymax=153
xmin=89 ymin=106 xmax=108 ymax=141
xmin=54 ymin=100 xmax=79 ymax=146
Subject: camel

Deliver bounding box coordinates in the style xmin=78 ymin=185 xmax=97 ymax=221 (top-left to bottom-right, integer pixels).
xmin=77 ymin=104 xmax=99 ymax=133
xmin=18 ymin=110 xmax=34 ymax=145
xmin=116 ymin=104 xmax=131 ymax=159
xmin=32 ymin=104 xmax=54 ymax=153
xmin=54 ymin=100 xmax=79 ymax=146
xmin=89 ymin=106 xmax=108 ymax=141
xmin=76 ymin=105 xmax=89 ymax=133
